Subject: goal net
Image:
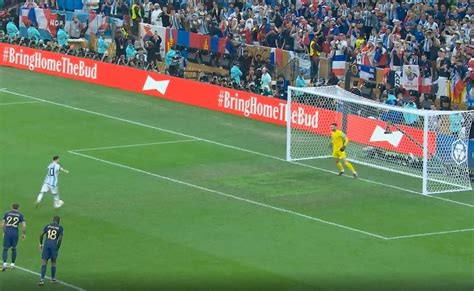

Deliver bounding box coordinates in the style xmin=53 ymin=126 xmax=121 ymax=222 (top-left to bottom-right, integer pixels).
xmin=287 ymin=86 xmax=473 ymax=195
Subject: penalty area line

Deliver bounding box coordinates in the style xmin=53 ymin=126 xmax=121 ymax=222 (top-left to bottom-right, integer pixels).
xmin=71 ymin=139 xmax=200 ymax=152
xmin=386 ymin=228 xmax=474 ymax=240
xmin=15 ymin=265 xmax=86 ymax=291
xmin=68 ymin=150 xmax=389 ymax=240
xmin=0 ymin=101 xmax=43 ymax=106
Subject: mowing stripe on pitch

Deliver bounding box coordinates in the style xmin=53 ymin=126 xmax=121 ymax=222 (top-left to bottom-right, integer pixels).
xmin=386 ymin=228 xmax=474 ymax=240
xmin=15 ymin=266 xmax=85 ymax=291
xmin=71 ymin=139 xmax=199 ymax=152
xmin=69 ymin=150 xmax=389 ymax=240
xmin=2 ymin=89 xmax=472 ymax=209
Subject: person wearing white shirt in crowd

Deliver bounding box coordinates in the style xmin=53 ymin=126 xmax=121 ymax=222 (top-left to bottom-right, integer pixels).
xmin=23 ymin=0 xmax=38 ymax=8
xmin=69 ymin=15 xmax=84 ymax=39
xmin=261 ymin=67 xmax=272 ymax=95
xmin=143 ymin=0 xmax=153 ymax=24
xmin=423 ymin=15 xmax=438 ymax=32
xmin=151 ymin=4 xmax=163 ymax=26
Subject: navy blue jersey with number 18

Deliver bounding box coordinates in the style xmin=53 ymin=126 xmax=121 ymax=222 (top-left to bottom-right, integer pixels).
xmin=42 ymin=223 xmax=63 ymax=248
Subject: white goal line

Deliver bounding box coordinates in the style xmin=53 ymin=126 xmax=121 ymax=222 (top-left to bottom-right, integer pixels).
xmin=1 ymin=88 xmax=472 ymax=210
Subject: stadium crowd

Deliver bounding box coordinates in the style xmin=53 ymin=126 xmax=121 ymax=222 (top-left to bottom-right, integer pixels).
xmin=2 ymin=0 xmax=474 ymax=108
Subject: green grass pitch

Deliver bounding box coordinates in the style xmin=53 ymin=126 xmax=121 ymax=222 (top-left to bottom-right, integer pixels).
xmin=0 ymin=66 xmax=473 ymax=291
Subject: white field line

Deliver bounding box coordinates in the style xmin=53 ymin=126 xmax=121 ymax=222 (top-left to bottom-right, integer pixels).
xmin=387 ymin=228 xmax=474 ymax=240
xmin=71 ymin=139 xmax=199 ymax=152
xmin=0 ymin=100 xmax=42 ymax=106
xmin=291 ymin=161 xmax=474 ymax=208
xmin=69 ymin=150 xmax=389 ymax=240
xmin=1 ymin=89 xmax=473 ymax=209
xmin=15 ymin=265 xmax=85 ymax=291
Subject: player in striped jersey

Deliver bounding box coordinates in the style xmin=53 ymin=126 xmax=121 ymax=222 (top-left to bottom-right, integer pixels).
xmin=35 ymin=156 xmax=69 ymax=209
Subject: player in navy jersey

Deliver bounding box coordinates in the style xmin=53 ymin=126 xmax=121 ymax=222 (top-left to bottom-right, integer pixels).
xmin=38 ymin=216 xmax=63 ymax=286
xmin=2 ymin=203 xmax=26 ymax=271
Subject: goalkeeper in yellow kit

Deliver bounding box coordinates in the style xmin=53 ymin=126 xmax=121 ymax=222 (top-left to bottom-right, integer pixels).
xmin=330 ymin=123 xmax=358 ymax=178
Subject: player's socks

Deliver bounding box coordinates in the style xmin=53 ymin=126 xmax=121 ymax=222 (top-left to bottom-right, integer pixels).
xmin=11 ymin=248 xmax=16 ymax=264
xmin=345 ymin=161 xmax=356 ymax=174
xmin=40 ymin=264 xmax=47 ymax=279
xmin=336 ymin=162 xmax=344 ymax=173
xmin=51 ymin=266 xmax=56 ymax=280
xmin=2 ymin=248 xmax=7 ymax=264
xmin=36 ymin=193 xmax=44 ymax=204
xmin=53 ymin=194 xmax=60 ymax=207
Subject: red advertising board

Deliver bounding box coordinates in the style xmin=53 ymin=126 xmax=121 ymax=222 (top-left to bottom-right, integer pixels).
xmin=0 ymin=44 xmax=436 ymax=156
xmin=0 ymin=43 xmax=333 ymax=131
xmin=346 ymin=115 xmax=436 ymax=156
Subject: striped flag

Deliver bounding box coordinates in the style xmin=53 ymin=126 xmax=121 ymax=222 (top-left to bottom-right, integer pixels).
xmin=358 ymin=64 xmax=376 ymax=81
xmin=270 ymin=48 xmax=284 ymax=66
xmin=332 ymin=54 xmax=345 ymax=78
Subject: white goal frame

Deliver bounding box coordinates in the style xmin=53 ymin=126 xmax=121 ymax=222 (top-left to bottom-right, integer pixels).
xmin=286 ymin=86 xmax=473 ymax=195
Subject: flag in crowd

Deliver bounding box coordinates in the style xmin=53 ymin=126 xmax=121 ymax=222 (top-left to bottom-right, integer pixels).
xmin=401 ymin=65 xmax=420 ymax=91
xmin=19 ymin=8 xmax=115 ymax=40
xmin=331 ymin=54 xmax=345 ymax=79
xmin=20 ymin=8 xmax=64 ymax=40
xmin=357 ymin=65 xmax=376 ymax=81
xmin=270 ymin=48 xmax=283 ymax=66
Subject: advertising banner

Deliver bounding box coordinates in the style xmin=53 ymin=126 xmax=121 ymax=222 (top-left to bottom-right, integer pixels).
xmin=1 ymin=44 xmax=437 ymax=157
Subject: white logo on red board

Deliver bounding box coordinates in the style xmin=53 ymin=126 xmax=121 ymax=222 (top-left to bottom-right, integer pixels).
xmin=142 ymin=76 xmax=170 ymax=95
xmin=369 ymin=125 xmax=403 ymax=147
xmin=451 ymin=139 xmax=467 ymax=165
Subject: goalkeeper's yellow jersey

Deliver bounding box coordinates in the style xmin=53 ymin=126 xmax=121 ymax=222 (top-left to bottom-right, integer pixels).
xmin=331 ymin=130 xmax=348 ymax=151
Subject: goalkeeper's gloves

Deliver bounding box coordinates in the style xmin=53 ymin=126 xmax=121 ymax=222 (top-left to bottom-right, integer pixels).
xmin=340 ymin=146 xmax=346 ymax=152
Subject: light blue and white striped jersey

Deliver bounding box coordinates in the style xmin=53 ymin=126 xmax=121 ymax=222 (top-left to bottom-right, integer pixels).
xmin=44 ymin=162 xmax=61 ymax=187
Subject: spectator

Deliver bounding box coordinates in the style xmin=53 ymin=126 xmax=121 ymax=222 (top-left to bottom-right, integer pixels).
xmin=403 ymin=97 xmax=419 ymax=125
xmin=230 ymin=62 xmax=243 ymax=87
xmin=161 ymin=7 xmax=171 ymax=28
xmin=151 ymin=4 xmax=163 ymax=26
xmin=70 ymin=15 xmax=85 ymax=39
xmin=275 ymin=75 xmax=288 ymax=99
xmin=260 ymin=67 xmax=272 ymax=96
xmin=115 ymin=31 xmax=127 ymax=57
xmin=97 ymin=32 xmax=109 ymax=59
xmin=57 ymin=25 xmax=69 ymax=48
xmin=6 ymin=19 xmax=19 ymax=39
xmin=27 ymin=24 xmax=40 ymax=44
xmin=165 ymin=45 xmax=177 ymax=72
xmin=149 ymin=32 xmax=162 ymax=62
xmin=126 ymin=40 xmax=136 ymax=60
xmin=327 ymin=72 xmax=340 ymax=86
xmin=131 ymin=0 xmax=142 ymax=36
xmin=295 ymin=73 xmax=305 ymax=88
xmin=143 ymin=0 xmax=153 ymax=24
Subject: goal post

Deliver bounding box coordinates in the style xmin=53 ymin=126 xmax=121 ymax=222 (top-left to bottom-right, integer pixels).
xmin=286 ymin=85 xmax=473 ymax=195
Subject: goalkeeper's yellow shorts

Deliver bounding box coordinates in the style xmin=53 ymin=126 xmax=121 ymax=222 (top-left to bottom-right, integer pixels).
xmin=332 ymin=150 xmax=346 ymax=159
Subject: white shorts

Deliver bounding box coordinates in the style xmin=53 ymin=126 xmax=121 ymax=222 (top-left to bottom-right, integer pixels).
xmin=40 ymin=183 xmax=58 ymax=194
